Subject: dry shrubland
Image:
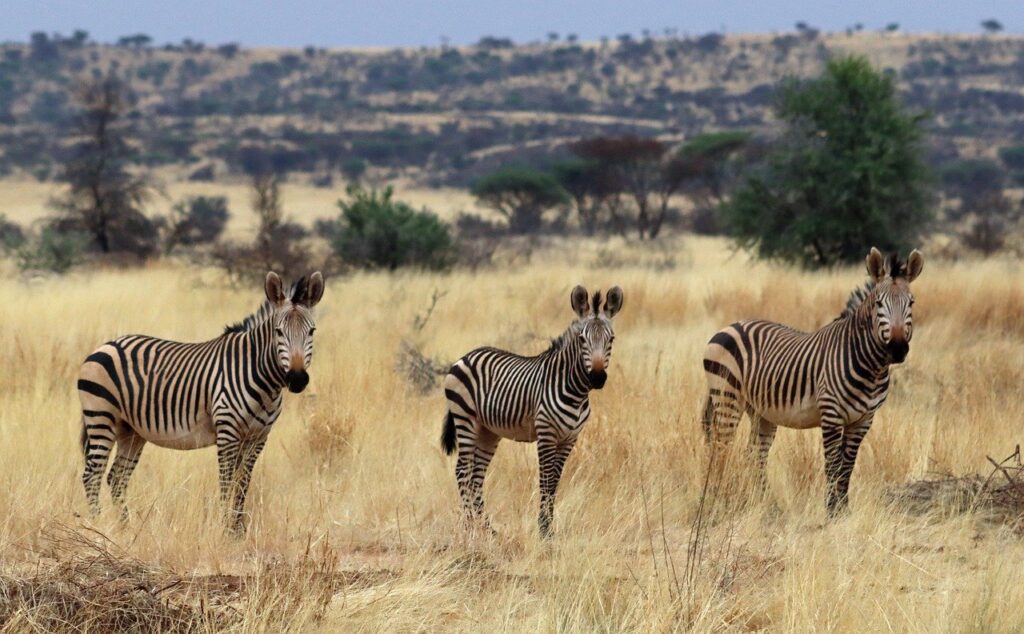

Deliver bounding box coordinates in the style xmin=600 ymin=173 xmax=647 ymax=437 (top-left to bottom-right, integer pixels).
xmin=1 ymin=235 xmax=1023 ymax=632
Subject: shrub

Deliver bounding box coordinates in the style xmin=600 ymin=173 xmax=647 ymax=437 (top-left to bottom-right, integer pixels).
xmin=163 ymin=196 xmax=229 ymax=253
xmin=325 ymin=185 xmax=454 ymax=271
xmin=16 ymin=228 xmax=89 ymax=274
xmin=0 ymin=215 xmax=26 ymax=253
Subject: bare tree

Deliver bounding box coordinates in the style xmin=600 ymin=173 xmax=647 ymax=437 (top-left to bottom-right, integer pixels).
xmin=51 ymin=74 xmax=158 ymax=257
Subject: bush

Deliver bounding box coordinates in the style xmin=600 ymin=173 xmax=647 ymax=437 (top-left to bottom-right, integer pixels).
xmin=0 ymin=215 xmax=26 ymax=253
xmin=16 ymin=228 xmax=89 ymax=274
xmin=163 ymin=196 xmax=229 ymax=253
xmin=722 ymin=57 xmax=934 ymax=267
xmin=325 ymin=185 xmax=454 ymax=271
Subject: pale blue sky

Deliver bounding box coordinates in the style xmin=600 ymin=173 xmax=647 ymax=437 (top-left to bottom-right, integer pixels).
xmin=4 ymin=0 xmax=1022 ymax=48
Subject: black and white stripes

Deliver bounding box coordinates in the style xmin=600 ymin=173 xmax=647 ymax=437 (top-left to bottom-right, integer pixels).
xmin=441 ymin=285 xmax=624 ymax=537
xmin=77 ymin=271 xmax=324 ymax=534
xmin=702 ymin=248 xmax=923 ymax=515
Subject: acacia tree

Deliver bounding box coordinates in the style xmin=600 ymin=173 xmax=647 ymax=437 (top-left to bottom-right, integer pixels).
xmin=550 ymin=158 xmax=620 ymax=235
xmin=471 ymin=166 xmax=569 ymax=234
xmin=721 ymin=57 xmax=934 ymax=267
xmin=51 ymin=75 xmax=158 ymax=257
xmin=573 ymin=136 xmax=665 ymax=239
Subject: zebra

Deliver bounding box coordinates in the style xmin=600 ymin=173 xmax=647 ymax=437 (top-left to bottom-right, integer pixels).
xmin=77 ymin=271 xmax=324 ymax=534
xmin=702 ymin=248 xmax=923 ymax=516
xmin=441 ymin=285 xmax=624 ymax=538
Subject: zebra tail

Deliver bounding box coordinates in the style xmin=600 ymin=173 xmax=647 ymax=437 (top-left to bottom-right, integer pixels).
xmin=701 ymin=396 xmax=714 ymax=444
xmin=441 ymin=411 xmax=456 ymax=455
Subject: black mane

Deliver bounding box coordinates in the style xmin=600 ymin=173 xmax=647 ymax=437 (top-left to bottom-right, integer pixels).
xmin=223 ymin=276 xmax=307 ymax=335
xmin=836 ymin=280 xmax=876 ymax=320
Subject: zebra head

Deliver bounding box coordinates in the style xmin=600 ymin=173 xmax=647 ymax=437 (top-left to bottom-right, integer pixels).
xmin=265 ymin=271 xmax=325 ymax=393
xmin=865 ymin=247 xmax=923 ymax=364
xmin=570 ymin=285 xmax=624 ymax=389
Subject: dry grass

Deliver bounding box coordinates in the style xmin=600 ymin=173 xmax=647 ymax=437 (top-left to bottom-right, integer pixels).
xmin=1 ymin=235 xmax=1023 ymax=632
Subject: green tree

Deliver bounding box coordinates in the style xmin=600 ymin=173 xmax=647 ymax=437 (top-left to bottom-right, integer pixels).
xmin=721 ymin=56 xmax=933 ymax=267
xmin=472 ymin=166 xmax=568 ymax=234
xmin=327 ymin=185 xmax=454 ymax=270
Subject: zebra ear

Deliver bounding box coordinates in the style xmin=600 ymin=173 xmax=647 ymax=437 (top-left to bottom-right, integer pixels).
xmin=865 ymin=247 xmax=885 ymax=282
xmin=302 ymin=271 xmax=325 ymax=307
xmin=603 ymin=286 xmax=624 ymax=318
xmin=265 ymin=272 xmax=286 ymax=306
xmin=905 ymin=250 xmax=924 ymax=283
xmin=570 ymin=285 xmax=590 ymax=319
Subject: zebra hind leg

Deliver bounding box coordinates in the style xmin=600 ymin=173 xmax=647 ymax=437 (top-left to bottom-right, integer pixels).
xmin=747 ymin=413 xmax=777 ymax=492
xmin=469 ymin=429 xmax=500 ymax=531
xmin=81 ymin=414 xmax=117 ymax=516
xmin=107 ymin=431 xmax=146 ymax=522
xmin=453 ymin=418 xmax=484 ymax=529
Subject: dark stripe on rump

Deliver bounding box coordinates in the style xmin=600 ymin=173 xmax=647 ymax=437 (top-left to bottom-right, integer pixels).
xmin=77 ymin=379 xmax=121 ymax=408
xmin=703 ymin=359 xmax=742 ymax=391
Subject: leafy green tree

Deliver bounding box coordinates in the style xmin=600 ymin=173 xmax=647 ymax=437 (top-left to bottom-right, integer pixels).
xmin=472 ymin=166 xmax=568 ymax=234
xmin=327 ymin=185 xmax=454 ymax=270
xmin=721 ymin=56 xmax=934 ymax=267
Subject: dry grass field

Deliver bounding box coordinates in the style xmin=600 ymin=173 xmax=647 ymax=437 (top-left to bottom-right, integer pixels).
xmin=1 ymin=236 xmax=1023 ymax=631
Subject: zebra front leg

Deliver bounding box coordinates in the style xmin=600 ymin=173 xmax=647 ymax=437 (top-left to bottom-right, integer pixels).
xmin=230 ymin=438 xmax=267 ymax=536
xmin=107 ymin=432 xmax=146 ymax=522
xmin=537 ymin=435 xmax=577 ymax=539
xmin=216 ymin=425 xmax=245 ymax=533
xmin=835 ymin=416 xmax=874 ymax=513
xmin=81 ymin=414 xmax=116 ymax=516
xmin=821 ymin=418 xmax=846 ymax=518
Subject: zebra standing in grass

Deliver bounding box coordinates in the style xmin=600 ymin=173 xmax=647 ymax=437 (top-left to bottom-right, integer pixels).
xmin=702 ymin=248 xmax=923 ymax=515
xmin=441 ymin=285 xmax=624 ymax=538
xmin=78 ymin=272 xmax=324 ymax=534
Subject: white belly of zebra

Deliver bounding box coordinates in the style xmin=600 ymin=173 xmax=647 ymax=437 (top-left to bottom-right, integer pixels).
xmin=485 ymin=416 xmax=538 ymax=442
xmin=138 ymin=413 xmax=217 ymax=450
xmin=760 ymin=399 xmax=821 ymax=430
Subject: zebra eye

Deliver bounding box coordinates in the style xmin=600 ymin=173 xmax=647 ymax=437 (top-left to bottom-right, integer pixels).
xmin=309 ymin=327 xmax=316 ymax=335
xmin=875 ymin=300 xmax=884 ymax=308
xmin=275 ymin=326 xmax=285 ymax=335
xmin=909 ymin=299 xmax=915 ymax=306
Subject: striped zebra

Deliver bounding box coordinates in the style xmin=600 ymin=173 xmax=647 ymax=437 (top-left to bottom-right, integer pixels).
xmin=77 ymin=271 xmax=324 ymax=534
xmin=441 ymin=285 xmax=624 ymax=538
xmin=702 ymin=248 xmax=923 ymax=515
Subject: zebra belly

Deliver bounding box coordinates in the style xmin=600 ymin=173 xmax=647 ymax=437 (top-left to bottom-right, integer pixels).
xmin=759 ymin=402 xmax=820 ymax=430
xmin=482 ymin=417 xmax=538 ymax=442
xmin=132 ymin=413 xmax=217 ymax=450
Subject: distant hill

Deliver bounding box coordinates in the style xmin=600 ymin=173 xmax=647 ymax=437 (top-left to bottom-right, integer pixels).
xmin=1 ymin=31 xmax=1022 ymax=187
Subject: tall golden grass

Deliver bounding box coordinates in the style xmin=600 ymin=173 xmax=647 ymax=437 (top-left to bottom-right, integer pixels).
xmin=1 ymin=236 xmax=1022 ymax=631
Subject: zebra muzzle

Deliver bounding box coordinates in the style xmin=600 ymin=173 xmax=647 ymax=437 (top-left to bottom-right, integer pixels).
xmin=285 ymin=369 xmax=309 ymax=393
xmin=887 ymin=340 xmax=909 ymax=363
xmin=588 ymin=369 xmax=607 ymax=389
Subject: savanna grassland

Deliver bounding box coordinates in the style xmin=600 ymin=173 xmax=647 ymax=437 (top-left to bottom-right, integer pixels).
xmin=1 ymin=236 xmax=1023 ymax=632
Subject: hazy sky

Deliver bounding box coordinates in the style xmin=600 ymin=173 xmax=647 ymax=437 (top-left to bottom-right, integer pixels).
xmin=4 ymin=0 xmax=1022 ymax=48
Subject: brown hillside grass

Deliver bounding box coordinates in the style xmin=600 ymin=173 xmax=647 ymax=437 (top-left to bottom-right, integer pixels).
xmin=0 ymin=236 xmax=1022 ymax=631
